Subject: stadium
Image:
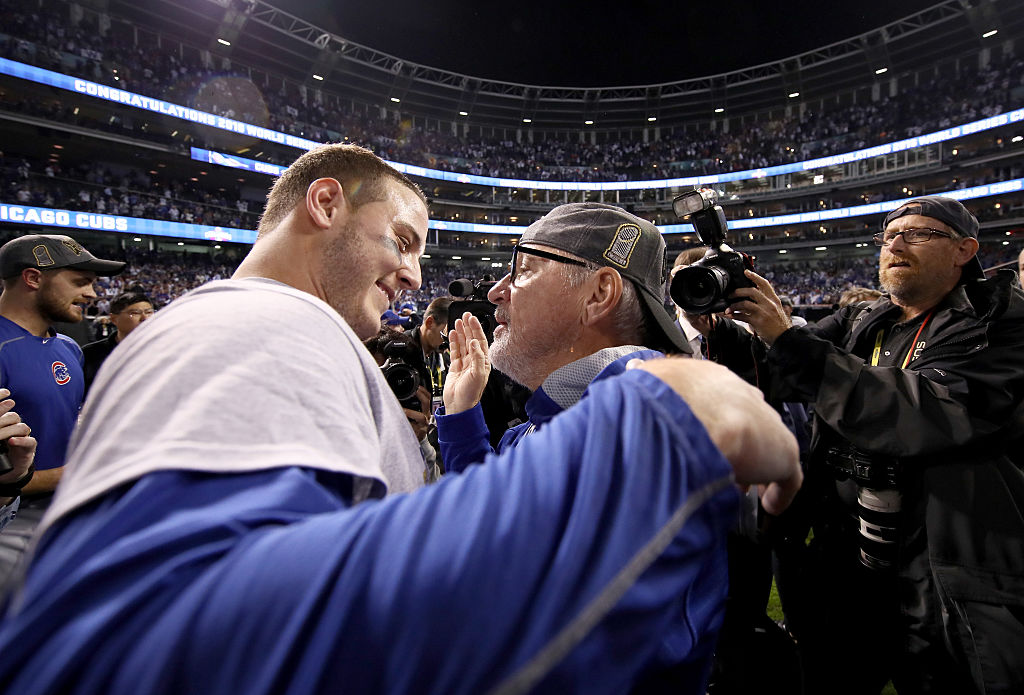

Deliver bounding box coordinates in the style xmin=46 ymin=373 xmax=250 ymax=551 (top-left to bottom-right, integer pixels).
xmin=1 ymin=2 xmax=1023 ymax=693
xmin=1 ymin=0 xmax=1022 ymax=321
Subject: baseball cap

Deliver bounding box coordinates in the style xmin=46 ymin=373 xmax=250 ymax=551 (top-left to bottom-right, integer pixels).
xmin=381 ymin=309 xmax=410 ymax=327
xmin=882 ymin=196 xmax=984 ymax=280
xmin=519 ymin=203 xmax=690 ymax=354
xmin=0 ymin=234 xmax=126 ymax=279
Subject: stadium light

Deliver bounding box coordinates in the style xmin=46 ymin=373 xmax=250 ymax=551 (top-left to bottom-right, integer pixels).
xmin=312 ymin=74 xmax=324 ymax=81
xmin=815 ymin=246 xmax=827 ymax=251
xmin=421 ymin=254 xmax=431 ymax=259
xmin=390 ymin=97 xmax=400 ymax=103
xmin=522 ymin=118 xmax=532 ymax=123
xmin=584 ymin=120 xmax=594 ymax=125
xmin=1012 ymin=135 xmax=1022 ymax=143
xmin=647 ymin=116 xmax=657 ymax=122
xmin=714 ymin=107 xmax=724 ymax=113
xmin=481 ymin=257 xmax=491 ymax=261
xmin=875 ymin=67 xmax=888 ymax=75
xmin=217 ymin=38 xmax=231 ymax=46
xmin=788 ymin=92 xmax=800 ymax=98
xmin=451 ymin=256 xmax=462 ymax=260
xmin=982 ymin=29 xmax=998 ymax=38
xmin=778 ymin=249 xmax=788 ymax=254
xmin=459 ymin=111 xmax=468 ymax=116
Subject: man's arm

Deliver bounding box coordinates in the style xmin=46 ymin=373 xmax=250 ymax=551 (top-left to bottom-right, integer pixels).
xmin=128 ymin=361 xmax=799 ymax=695
xmin=731 ymin=271 xmax=1024 ymax=456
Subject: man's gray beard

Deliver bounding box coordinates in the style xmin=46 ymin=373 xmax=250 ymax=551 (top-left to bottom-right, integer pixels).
xmin=489 ymin=329 xmax=552 ymax=389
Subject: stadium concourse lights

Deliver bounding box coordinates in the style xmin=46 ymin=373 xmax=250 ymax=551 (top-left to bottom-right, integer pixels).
xmin=459 ymin=111 xmax=468 ymax=116
xmin=217 ymin=38 xmax=231 ymax=46
xmin=788 ymin=92 xmax=800 ymax=98
xmin=522 ymin=118 xmax=532 ymax=123
xmin=875 ymin=67 xmax=889 ymax=75
xmin=647 ymin=116 xmax=657 ymax=122
xmin=714 ymin=107 xmax=725 ymax=113
xmin=584 ymin=120 xmax=594 ymax=125
xmin=983 ymin=29 xmax=998 ymax=38
xmin=312 ymin=74 xmax=324 ymax=81
xmin=1012 ymin=135 xmax=1023 ymax=143
xmin=390 ymin=97 xmax=401 ymax=103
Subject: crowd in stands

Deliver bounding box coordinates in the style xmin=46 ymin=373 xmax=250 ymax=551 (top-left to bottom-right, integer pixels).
xmin=2 ymin=0 xmax=1023 ymax=184
xmin=1 ymin=153 xmax=261 ymax=230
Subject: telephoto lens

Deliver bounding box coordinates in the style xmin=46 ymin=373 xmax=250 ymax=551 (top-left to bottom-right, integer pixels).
xmin=856 ymin=487 xmax=902 ymax=570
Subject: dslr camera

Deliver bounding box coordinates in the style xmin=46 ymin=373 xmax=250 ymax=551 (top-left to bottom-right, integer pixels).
xmin=448 ymin=276 xmax=498 ymax=342
xmin=380 ymin=338 xmax=424 ymax=412
xmin=669 ymin=188 xmax=755 ymax=314
xmin=824 ymin=440 xmax=903 ymax=572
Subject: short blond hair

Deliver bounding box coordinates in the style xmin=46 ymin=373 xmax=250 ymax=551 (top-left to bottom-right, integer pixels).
xmin=257 ymin=143 xmax=425 ymax=238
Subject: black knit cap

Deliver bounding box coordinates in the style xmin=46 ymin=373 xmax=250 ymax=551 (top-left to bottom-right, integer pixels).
xmin=519 ymin=203 xmax=690 ymax=354
xmin=882 ymin=196 xmax=984 ymax=280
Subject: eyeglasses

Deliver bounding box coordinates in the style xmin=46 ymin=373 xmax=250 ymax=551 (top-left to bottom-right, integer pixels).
xmin=873 ymin=228 xmax=957 ymax=246
xmin=118 ymin=309 xmax=155 ymax=319
xmin=508 ymin=245 xmax=589 ymax=285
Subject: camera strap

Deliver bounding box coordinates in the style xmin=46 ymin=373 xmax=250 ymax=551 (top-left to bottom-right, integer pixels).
xmin=870 ymin=309 xmax=935 ymax=368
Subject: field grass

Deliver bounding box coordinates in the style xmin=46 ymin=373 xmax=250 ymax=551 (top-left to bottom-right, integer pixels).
xmin=767 ymin=580 xmax=898 ymax=695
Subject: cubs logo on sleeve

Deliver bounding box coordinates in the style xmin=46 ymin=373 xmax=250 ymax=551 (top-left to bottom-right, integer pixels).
xmin=603 ymin=223 xmax=642 ymax=269
xmin=52 ymin=361 xmax=72 ymax=385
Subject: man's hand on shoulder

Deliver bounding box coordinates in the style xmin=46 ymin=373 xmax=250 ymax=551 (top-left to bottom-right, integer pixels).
xmin=442 ymin=313 xmax=491 ymax=415
xmin=629 ymin=358 xmax=802 ymax=515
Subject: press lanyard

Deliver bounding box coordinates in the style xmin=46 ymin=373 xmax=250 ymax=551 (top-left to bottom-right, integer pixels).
xmin=870 ymin=310 xmax=935 ymax=368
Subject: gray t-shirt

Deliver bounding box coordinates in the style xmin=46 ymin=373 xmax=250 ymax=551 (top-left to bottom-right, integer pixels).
xmin=40 ymin=278 xmax=425 ymax=537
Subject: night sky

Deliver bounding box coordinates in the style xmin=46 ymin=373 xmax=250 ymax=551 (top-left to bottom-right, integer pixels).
xmin=286 ymin=0 xmax=942 ymax=86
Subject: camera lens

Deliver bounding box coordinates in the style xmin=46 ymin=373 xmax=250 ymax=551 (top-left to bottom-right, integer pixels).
xmin=856 ymin=487 xmax=902 ymax=571
xmin=383 ymin=363 xmax=420 ymax=401
xmin=670 ymin=264 xmax=730 ymax=314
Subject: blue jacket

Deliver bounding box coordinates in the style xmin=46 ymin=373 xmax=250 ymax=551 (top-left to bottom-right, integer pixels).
xmin=0 ymin=369 xmax=738 ymax=695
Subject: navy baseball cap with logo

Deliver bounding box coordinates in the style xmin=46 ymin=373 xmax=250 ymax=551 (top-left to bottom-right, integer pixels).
xmin=882 ymin=196 xmax=984 ymax=280
xmin=519 ymin=203 xmax=690 ymax=354
xmin=0 ymin=234 xmax=126 ymax=279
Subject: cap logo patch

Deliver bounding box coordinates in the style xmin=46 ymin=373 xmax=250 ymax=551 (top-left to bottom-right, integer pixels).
xmin=52 ymin=361 xmax=71 ymax=385
xmin=61 ymin=238 xmax=83 ymax=255
xmin=32 ymin=244 xmax=55 ymax=267
xmin=603 ymin=223 xmax=641 ymax=268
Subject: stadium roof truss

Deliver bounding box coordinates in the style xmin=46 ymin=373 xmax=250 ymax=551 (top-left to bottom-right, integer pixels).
xmin=105 ymin=0 xmax=1019 ymax=130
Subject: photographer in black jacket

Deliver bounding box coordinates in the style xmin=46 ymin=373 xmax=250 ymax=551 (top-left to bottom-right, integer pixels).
xmin=712 ymin=196 xmax=1024 ymax=694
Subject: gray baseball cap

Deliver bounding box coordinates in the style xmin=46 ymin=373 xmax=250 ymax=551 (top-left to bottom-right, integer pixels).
xmin=520 ymin=203 xmax=690 ymax=354
xmin=883 ymin=196 xmax=984 ymax=280
xmin=0 ymin=234 xmax=126 ymax=279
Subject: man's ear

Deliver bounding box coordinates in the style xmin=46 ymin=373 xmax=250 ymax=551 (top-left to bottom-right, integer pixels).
xmin=21 ymin=268 xmax=43 ymax=291
xmin=582 ymin=267 xmax=623 ymax=326
xmin=422 ymin=315 xmax=434 ymax=331
xmin=305 ymin=178 xmax=346 ymax=230
xmin=953 ymin=236 xmax=980 ymax=270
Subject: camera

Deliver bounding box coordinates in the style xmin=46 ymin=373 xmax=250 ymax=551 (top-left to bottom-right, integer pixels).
xmin=824 ymin=441 xmax=903 ymax=571
xmin=669 ymin=188 xmax=755 ymax=314
xmin=381 ymin=339 xmax=423 ymax=412
xmin=448 ymin=276 xmax=498 ymax=342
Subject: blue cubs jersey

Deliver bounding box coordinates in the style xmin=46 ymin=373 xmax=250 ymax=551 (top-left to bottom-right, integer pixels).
xmin=0 ymin=316 xmax=85 ymax=470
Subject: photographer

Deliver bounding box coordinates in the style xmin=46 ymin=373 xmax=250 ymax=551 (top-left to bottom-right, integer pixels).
xmin=710 ymin=196 xmax=1024 ymax=694
xmin=364 ymin=326 xmax=438 ymax=482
